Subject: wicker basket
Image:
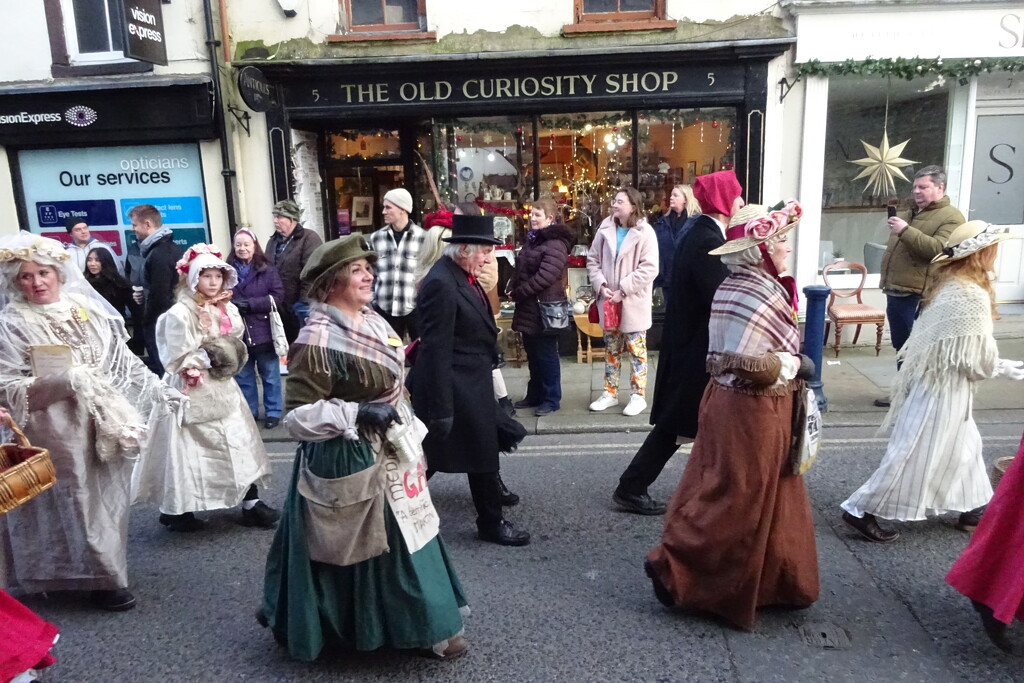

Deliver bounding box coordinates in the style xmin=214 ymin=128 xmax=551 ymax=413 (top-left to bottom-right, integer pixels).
xmin=990 ymin=456 xmax=1015 ymax=491
xmin=0 ymin=419 xmax=55 ymax=514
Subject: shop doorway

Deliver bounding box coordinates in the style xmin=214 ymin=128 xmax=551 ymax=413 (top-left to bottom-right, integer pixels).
xmin=968 ymin=109 xmax=1024 ymax=302
xmin=324 ymin=126 xmax=409 ymax=239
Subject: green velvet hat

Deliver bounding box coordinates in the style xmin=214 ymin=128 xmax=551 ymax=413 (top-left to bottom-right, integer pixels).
xmin=301 ymin=234 xmax=377 ymax=293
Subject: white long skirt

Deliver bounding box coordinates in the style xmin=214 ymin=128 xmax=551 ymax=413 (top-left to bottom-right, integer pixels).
xmin=841 ymin=376 xmax=992 ymax=521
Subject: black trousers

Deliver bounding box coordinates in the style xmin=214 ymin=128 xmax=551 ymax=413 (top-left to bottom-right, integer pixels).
xmin=373 ymin=305 xmax=419 ymax=342
xmin=617 ymin=422 xmax=680 ymax=496
xmin=427 ymin=470 xmax=503 ymax=528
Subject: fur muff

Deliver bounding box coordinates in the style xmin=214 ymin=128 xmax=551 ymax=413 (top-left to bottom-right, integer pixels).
xmin=201 ymin=335 xmax=249 ymax=379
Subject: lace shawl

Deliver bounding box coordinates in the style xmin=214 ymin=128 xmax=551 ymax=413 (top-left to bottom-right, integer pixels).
xmin=883 ymin=279 xmax=999 ymax=430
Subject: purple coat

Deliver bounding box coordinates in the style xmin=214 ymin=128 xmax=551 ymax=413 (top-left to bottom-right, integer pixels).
xmin=511 ymin=223 xmax=574 ymax=336
xmin=230 ymin=260 xmax=285 ymax=348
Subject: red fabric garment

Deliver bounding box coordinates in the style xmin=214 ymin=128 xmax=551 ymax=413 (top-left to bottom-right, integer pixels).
xmin=0 ymin=590 xmax=58 ymax=680
xmin=946 ymin=432 xmax=1024 ymax=625
xmin=692 ymin=171 xmax=742 ymax=217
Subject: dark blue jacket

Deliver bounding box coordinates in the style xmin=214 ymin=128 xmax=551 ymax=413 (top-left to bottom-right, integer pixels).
xmin=230 ymin=260 xmax=285 ymax=348
xmin=652 ymin=210 xmax=689 ymax=291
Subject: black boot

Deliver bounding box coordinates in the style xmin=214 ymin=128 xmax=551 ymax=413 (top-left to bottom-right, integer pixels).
xmin=477 ymin=519 xmax=530 ymax=546
xmin=497 ymin=473 xmax=519 ymax=506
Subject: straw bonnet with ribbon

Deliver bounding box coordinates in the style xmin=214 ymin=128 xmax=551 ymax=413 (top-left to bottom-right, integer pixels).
xmin=711 ymin=200 xmax=804 ymax=313
xmin=931 ymin=221 xmax=1013 ymax=264
xmin=709 ymin=200 xmax=803 ymax=255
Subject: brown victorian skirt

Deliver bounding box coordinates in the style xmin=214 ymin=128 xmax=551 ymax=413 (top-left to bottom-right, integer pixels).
xmin=646 ymin=382 xmax=819 ymax=630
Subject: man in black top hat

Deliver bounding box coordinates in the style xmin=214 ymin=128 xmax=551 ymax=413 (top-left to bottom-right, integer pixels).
xmin=409 ymin=214 xmax=530 ymax=546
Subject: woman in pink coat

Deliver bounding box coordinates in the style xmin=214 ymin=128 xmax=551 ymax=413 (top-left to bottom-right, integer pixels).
xmin=587 ymin=187 xmax=659 ymax=417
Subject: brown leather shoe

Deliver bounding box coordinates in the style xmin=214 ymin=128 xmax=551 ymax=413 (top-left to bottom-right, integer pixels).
xmin=842 ymin=511 xmax=900 ymax=544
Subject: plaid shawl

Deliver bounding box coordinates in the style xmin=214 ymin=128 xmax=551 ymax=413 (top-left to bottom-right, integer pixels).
xmin=369 ymin=223 xmax=426 ymax=317
xmin=706 ymin=265 xmax=801 ymax=396
xmin=294 ymin=302 xmax=405 ymax=404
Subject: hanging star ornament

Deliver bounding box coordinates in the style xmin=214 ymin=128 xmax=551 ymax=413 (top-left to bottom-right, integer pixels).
xmin=848 ymin=131 xmax=917 ymax=197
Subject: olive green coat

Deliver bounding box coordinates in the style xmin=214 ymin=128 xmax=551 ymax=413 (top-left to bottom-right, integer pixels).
xmin=880 ymin=196 xmax=965 ymax=295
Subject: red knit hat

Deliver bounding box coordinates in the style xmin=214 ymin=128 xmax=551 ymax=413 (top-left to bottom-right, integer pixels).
xmin=423 ymin=209 xmax=453 ymax=230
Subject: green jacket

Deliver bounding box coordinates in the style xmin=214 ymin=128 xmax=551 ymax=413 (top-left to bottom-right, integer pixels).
xmin=879 ymin=196 xmax=965 ymax=295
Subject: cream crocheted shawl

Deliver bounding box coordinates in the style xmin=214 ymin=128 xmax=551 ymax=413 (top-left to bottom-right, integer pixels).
xmin=883 ymin=278 xmax=999 ymax=430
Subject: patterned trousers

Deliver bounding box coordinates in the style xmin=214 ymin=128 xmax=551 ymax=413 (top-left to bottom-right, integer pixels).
xmin=602 ymin=330 xmax=648 ymax=397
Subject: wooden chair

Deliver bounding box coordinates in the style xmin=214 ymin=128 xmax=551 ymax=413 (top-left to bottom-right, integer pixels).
xmin=573 ymin=313 xmax=603 ymax=364
xmin=822 ymin=261 xmax=885 ymax=357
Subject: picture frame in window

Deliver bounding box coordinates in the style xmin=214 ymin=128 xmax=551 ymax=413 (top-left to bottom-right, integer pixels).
xmin=701 ymin=163 xmax=713 ymax=176
xmin=351 ymin=196 xmax=374 ymax=226
xmin=686 ymin=161 xmax=697 ymax=182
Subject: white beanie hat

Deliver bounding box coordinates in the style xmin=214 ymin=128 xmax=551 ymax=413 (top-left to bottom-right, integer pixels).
xmin=383 ymin=188 xmax=413 ymax=214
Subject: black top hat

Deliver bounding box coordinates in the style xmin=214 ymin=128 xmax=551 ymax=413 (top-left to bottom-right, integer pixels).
xmin=443 ymin=214 xmax=501 ymax=245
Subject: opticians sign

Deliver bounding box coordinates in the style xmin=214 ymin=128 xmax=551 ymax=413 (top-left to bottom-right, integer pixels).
xmin=18 ymin=143 xmax=208 ymax=256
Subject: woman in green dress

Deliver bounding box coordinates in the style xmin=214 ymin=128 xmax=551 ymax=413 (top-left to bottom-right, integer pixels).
xmin=258 ymin=234 xmax=469 ymax=661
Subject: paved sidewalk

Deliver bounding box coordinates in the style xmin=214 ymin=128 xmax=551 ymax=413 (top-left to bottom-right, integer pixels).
xmin=261 ymin=310 xmax=1024 ymax=441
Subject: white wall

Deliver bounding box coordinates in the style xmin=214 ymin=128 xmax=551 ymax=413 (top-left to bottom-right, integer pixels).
xmin=230 ymin=0 xmax=774 ymax=44
xmin=0 ymin=2 xmax=56 ymax=81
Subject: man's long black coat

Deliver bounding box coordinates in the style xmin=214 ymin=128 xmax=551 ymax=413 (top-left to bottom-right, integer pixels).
xmin=409 ymin=256 xmax=500 ymax=473
xmin=649 ymin=214 xmax=729 ymax=439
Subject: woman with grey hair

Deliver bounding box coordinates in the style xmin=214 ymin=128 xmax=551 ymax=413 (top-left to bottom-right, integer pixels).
xmin=644 ymin=202 xmax=819 ymax=631
xmin=0 ymin=233 xmax=175 ymax=612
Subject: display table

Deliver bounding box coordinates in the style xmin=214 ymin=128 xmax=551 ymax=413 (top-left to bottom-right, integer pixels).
xmin=573 ymin=313 xmax=603 ymax=364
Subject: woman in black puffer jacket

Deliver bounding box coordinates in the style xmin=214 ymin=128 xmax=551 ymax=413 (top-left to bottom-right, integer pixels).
xmin=510 ymin=197 xmax=575 ymax=416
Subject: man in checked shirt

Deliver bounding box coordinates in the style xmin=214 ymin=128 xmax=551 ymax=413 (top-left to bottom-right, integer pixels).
xmin=368 ymin=188 xmax=426 ymax=340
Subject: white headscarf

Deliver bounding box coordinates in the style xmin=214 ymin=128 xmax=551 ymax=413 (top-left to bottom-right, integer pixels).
xmin=0 ymin=231 xmax=120 ymax=317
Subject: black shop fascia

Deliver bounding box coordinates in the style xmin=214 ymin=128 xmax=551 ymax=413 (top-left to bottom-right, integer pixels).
xmin=256 ymin=38 xmax=791 ymax=238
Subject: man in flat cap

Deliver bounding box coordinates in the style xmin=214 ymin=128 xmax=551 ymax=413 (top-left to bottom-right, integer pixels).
xmin=266 ymin=199 xmax=323 ymax=341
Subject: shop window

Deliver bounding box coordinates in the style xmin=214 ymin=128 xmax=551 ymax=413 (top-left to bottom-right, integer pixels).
xmin=564 ymin=0 xmax=675 ymax=34
xmin=821 ymin=77 xmax=949 ymax=277
xmin=329 ymin=128 xmax=401 ymax=161
xmin=636 ymin=108 xmax=737 ymax=222
xmin=326 ymin=129 xmax=404 ymax=237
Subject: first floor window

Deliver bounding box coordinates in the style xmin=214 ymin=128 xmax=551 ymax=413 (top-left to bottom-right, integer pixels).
xmin=63 ymin=0 xmax=127 ymax=63
xmin=348 ymin=0 xmax=422 ymax=31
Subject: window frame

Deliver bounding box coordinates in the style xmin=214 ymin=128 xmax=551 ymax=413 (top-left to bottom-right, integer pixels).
xmin=575 ymin=0 xmax=663 ymax=23
xmin=58 ymin=0 xmax=133 ymax=65
xmin=345 ymin=0 xmax=425 ymax=33
xmin=564 ymin=0 xmax=675 ymax=35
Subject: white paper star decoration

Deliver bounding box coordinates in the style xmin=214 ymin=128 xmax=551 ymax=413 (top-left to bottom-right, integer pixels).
xmin=848 ymin=131 xmax=917 ymax=197
xmin=482 ymin=134 xmax=493 ymax=144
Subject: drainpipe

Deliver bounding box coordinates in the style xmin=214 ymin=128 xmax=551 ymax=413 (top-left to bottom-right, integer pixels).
xmin=201 ymin=0 xmax=238 ymax=236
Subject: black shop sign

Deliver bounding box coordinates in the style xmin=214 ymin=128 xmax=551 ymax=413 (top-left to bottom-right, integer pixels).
xmin=121 ymin=0 xmax=168 ymax=66
xmin=283 ymin=62 xmax=746 ymax=116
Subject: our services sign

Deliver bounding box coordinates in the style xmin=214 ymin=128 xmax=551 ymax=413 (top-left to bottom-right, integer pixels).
xmin=122 ymin=0 xmax=168 ymax=66
xmin=19 ymin=143 xmax=209 ymax=255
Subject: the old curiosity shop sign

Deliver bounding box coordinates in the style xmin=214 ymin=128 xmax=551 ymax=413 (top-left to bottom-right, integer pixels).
xmin=121 ymin=0 xmax=168 ymax=66
xmin=283 ymin=63 xmax=748 ymax=115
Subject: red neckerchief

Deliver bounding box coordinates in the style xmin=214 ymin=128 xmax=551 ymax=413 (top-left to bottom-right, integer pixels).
xmin=465 ymin=273 xmax=491 ymax=313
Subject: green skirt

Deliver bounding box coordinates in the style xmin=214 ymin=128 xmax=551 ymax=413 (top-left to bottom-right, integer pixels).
xmin=260 ymin=435 xmax=468 ymax=661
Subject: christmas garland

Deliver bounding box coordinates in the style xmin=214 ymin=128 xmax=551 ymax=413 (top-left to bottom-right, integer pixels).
xmin=474 ymin=198 xmax=529 ymax=217
xmin=798 ymin=56 xmax=1024 ymax=80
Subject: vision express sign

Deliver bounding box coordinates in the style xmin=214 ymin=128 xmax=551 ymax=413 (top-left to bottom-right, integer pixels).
xmin=283 ymin=64 xmax=746 ymax=113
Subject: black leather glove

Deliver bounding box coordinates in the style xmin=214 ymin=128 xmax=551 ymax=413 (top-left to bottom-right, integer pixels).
xmin=356 ymin=402 xmax=400 ymax=434
xmin=233 ymin=300 xmax=251 ymax=315
xmin=427 ymin=416 xmax=453 ymax=440
xmin=796 ymin=354 xmax=816 ymax=381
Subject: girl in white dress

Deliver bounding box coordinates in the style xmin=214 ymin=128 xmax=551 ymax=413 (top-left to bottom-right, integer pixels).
xmin=841 ymin=221 xmax=1023 ymax=543
xmin=133 ymin=244 xmax=278 ymax=532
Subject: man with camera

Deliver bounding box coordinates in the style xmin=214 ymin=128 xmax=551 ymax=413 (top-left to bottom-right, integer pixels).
xmin=875 ymin=165 xmax=964 ymax=407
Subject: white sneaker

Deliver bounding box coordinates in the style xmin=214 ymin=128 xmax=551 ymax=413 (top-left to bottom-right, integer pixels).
xmin=589 ymin=391 xmax=619 ymax=411
xmin=622 ymin=394 xmax=647 ymax=417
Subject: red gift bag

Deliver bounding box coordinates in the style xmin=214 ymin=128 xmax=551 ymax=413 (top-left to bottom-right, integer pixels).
xmin=587 ymin=300 xmax=599 ymax=324
xmin=602 ymin=299 xmax=621 ymax=330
